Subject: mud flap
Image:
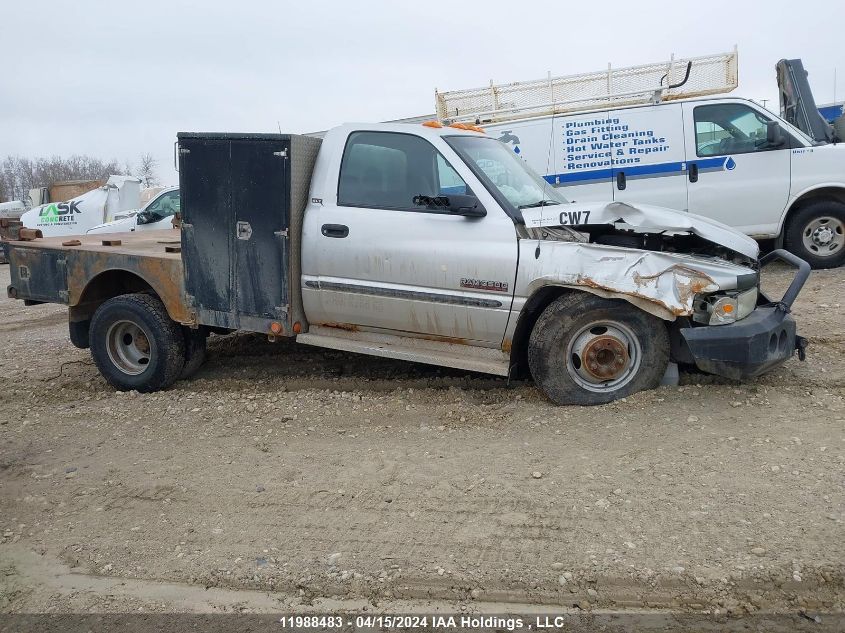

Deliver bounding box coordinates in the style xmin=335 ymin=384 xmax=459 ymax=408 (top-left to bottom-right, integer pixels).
xmin=68 ymin=319 xmax=90 ymax=349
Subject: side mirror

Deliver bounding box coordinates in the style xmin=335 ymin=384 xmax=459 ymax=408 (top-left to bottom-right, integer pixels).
xmin=766 ymin=121 xmax=785 ymax=147
xmin=447 ymin=194 xmax=487 ymax=218
xmin=137 ymin=210 xmax=164 ymax=225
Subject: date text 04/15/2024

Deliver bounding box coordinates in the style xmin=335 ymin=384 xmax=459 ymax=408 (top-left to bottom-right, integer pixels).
xmin=277 ymin=614 xmax=582 ymax=630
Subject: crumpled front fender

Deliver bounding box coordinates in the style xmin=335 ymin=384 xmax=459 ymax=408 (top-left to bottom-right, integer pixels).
xmin=518 ymin=242 xmax=753 ymax=321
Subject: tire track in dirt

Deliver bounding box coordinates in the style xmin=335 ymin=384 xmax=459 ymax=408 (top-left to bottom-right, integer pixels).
xmin=0 ymin=311 xmax=67 ymax=333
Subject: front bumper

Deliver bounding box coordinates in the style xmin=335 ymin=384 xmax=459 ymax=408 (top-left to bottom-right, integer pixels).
xmin=679 ymin=249 xmax=810 ymax=381
xmin=681 ymin=306 xmax=805 ymax=379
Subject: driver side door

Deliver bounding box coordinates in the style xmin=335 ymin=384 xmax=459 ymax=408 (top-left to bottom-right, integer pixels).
xmin=301 ymin=131 xmax=518 ymax=346
xmin=683 ymin=102 xmax=791 ymax=234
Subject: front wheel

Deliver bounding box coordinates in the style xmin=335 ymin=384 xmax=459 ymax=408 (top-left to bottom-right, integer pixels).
xmin=90 ymin=293 xmax=186 ymax=392
xmin=784 ymin=200 xmax=845 ymax=269
xmin=528 ymin=294 xmax=669 ymax=405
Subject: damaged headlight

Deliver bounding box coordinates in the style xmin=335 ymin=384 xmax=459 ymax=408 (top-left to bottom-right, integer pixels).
xmin=693 ymin=287 xmax=758 ymax=325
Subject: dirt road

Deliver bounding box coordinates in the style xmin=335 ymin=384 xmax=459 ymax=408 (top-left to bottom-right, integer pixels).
xmin=1 ymin=263 xmax=843 ymax=617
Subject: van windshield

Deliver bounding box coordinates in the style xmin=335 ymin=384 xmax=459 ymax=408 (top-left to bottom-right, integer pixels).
xmin=445 ymin=135 xmax=567 ymax=216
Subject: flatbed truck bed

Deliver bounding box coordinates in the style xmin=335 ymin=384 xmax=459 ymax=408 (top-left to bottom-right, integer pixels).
xmin=5 ymin=229 xmax=192 ymax=341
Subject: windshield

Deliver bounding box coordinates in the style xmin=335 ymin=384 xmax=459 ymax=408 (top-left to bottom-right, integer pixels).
xmin=770 ymin=109 xmax=815 ymax=145
xmin=755 ymin=103 xmax=815 ymax=146
xmin=144 ymin=189 xmax=180 ymax=219
xmin=445 ymin=135 xmax=567 ymax=215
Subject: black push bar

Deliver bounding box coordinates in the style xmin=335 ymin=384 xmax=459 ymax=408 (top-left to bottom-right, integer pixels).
xmin=759 ymin=248 xmax=811 ymax=309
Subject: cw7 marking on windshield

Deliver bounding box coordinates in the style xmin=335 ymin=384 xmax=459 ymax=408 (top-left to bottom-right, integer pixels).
xmin=560 ymin=209 xmax=591 ymax=225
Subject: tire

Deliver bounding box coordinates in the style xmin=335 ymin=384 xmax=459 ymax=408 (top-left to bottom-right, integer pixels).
xmin=89 ymin=293 xmax=186 ymax=392
xmin=784 ymin=200 xmax=845 ymax=269
xmin=528 ymin=293 xmax=669 ymax=406
xmin=180 ymin=327 xmax=208 ymax=380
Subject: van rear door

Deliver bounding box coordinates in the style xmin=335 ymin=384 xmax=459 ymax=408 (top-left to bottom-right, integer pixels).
xmin=610 ymin=103 xmax=688 ymax=212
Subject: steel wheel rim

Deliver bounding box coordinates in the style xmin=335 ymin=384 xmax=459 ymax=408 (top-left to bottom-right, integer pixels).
xmin=566 ymin=320 xmax=642 ymax=393
xmin=106 ymin=320 xmax=152 ymax=376
xmin=802 ymin=216 xmax=844 ymax=257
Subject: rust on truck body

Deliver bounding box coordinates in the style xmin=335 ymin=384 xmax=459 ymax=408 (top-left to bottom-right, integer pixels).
xmin=4 ymin=229 xmax=193 ymax=324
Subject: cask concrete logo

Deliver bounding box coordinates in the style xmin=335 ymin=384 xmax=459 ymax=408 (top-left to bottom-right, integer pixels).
xmin=37 ymin=201 xmax=82 ymax=225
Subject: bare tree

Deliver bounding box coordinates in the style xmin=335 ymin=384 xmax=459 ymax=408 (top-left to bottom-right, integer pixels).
xmin=136 ymin=153 xmax=160 ymax=188
xmin=0 ymin=155 xmax=122 ymax=203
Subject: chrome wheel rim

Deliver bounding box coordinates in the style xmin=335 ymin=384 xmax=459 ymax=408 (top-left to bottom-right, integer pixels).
xmin=106 ymin=320 xmax=152 ymax=375
xmin=802 ymin=216 xmax=844 ymax=257
xmin=566 ymin=321 xmax=642 ymax=393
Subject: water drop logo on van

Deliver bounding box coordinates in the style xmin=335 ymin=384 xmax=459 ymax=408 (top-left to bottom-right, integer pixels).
xmin=497 ymin=131 xmax=522 ymax=155
xmin=36 ymin=201 xmax=82 ymax=225
xmin=695 ymin=155 xmax=738 ymax=175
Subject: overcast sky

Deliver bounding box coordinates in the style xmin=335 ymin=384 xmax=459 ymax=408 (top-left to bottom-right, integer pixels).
xmin=2 ymin=0 xmax=843 ymax=185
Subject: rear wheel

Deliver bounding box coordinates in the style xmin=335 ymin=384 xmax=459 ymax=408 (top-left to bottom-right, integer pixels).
xmin=90 ymin=293 xmax=185 ymax=392
xmin=528 ymin=294 xmax=669 ymax=405
xmin=785 ymin=200 xmax=845 ymax=269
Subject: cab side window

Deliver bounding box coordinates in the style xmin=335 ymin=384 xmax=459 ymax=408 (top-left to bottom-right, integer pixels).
xmin=694 ymin=104 xmax=786 ymax=157
xmin=338 ymin=131 xmax=468 ymax=210
xmin=437 ymin=155 xmax=467 ymax=195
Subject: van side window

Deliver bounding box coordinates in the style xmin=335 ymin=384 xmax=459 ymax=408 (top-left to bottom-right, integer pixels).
xmin=694 ymin=104 xmax=784 ymax=157
xmin=338 ymin=131 xmax=468 ymax=210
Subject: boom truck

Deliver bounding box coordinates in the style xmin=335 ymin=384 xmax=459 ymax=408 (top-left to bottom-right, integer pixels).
xmin=1 ymin=124 xmax=809 ymax=405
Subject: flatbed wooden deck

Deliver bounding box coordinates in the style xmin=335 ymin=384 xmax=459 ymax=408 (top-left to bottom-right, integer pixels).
xmin=6 ymin=229 xmax=183 ymax=259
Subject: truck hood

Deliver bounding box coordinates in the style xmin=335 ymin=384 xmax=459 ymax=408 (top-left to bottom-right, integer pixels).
xmin=521 ymin=201 xmax=760 ymax=259
xmin=86 ymin=215 xmax=138 ymax=234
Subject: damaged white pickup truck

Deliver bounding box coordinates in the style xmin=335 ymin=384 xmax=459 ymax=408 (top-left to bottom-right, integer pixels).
xmin=2 ymin=123 xmax=808 ymax=404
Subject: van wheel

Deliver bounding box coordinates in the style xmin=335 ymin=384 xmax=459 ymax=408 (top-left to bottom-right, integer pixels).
xmin=785 ymin=200 xmax=845 ymax=269
xmin=90 ymin=293 xmax=185 ymax=392
xmin=180 ymin=327 xmax=208 ymax=379
xmin=528 ymin=294 xmax=669 ymax=406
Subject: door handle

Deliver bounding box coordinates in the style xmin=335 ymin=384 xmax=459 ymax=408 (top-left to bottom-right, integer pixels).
xmin=616 ymin=171 xmax=626 ymax=190
xmin=236 ymin=221 xmax=252 ymax=240
xmin=688 ymin=163 xmax=699 ymax=183
xmin=321 ymin=223 xmax=349 ymax=238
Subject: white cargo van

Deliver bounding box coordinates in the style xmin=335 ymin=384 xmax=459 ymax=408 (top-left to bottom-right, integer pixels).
xmin=437 ymin=52 xmax=845 ymax=268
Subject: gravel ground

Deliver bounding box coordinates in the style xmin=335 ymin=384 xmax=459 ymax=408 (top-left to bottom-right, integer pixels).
xmin=0 ymin=262 xmax=843 ymax=617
